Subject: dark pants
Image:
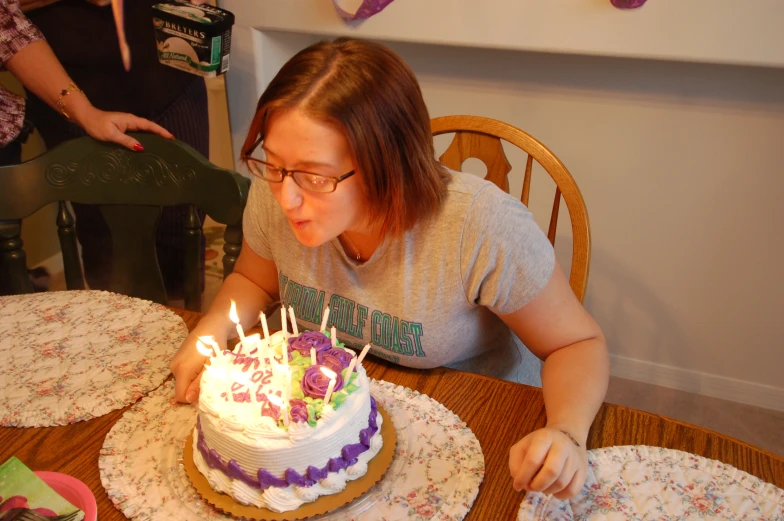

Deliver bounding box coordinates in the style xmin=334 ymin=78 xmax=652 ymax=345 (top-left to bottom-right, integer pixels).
xmin=26 ymin=79 xmax=210 ymax=300
xmin=0 ymin=121 xmax=32 ymax=295
xmin=0 ymin=140 xmax=21 ymax=167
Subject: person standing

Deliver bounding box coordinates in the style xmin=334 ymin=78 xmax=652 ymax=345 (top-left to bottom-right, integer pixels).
xmin=22 ymin=0 xmax=211 ymax=302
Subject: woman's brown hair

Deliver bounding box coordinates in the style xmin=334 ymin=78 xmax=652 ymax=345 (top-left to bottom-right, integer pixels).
xmin=241 ymin=37 xmax=449 ymax=238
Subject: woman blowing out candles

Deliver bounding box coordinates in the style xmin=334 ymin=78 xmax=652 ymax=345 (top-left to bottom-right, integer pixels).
xmin=170 ymin=37 xmax=609 ymax=500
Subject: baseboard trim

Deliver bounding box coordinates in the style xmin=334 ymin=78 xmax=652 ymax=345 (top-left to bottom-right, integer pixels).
xmin=610 ymin=354 xmax=784 ymax=413
xmin=32 ymin=251 xmax=63 ymax=275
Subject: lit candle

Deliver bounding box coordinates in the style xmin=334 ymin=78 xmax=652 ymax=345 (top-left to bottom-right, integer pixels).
xmin=345 ymin=357 xmax=357 ymax=382
xmin=281 ymin=306 xmax=288 ymax=335
xmin=320 ymin=307 xmax=330 ymax=333
xmin=357 ymin=343 xmax=371 ymax=365
xmin=229 ymin=300 xmax=245 ymax=352
xmin=281 ymin=340 xmax=289 ymax=368
xmin=330 ymin=326 xmax=337 ymax=347
xmin=268 ymin=394 xmax=289 ymax=427
xmin=288 ymin=306 xmax=299 ymax=335
xmin=243 ymin=333 xmax=260 ymax=355
xmin=320 ymin=366 xmax=337 ymax=405
xmin=259 ymin=311 xmax=270 ymax=342
xmin=196 ymin=337 xmax=217 ymax=358
xmin=203 ymin=336 xmax=221 ymax=355
xmin=310 ymin=347 xmax=316 ymax=365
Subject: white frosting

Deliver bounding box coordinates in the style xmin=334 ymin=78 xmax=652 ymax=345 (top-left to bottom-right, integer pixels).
xmin=193 ymin=411 xmax=384 ymax=512
xmin=194 ymin=331 xmax=383 ymax=512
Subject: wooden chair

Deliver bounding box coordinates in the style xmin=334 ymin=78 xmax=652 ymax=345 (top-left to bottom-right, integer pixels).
xmin=431 ymin=115 xmax=590 ymax=302
xmin=0 ymin=133 xmax=250 ymax=311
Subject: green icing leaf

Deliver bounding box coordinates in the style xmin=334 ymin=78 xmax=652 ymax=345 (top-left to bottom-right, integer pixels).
xmin=331 ymin=392 xmax=347 ymax=409
xmin=306 ymin=403 xmax=318 ymax=427
xmin=289 ymin=351 xmax=311 ymax=368
xmin=290 ymin=386 xmax=305 ymax=400
xmin=290 ymin=367 xmax=306 ymax=400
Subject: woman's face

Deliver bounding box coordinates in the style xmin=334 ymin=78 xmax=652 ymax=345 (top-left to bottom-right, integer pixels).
xmin=262 ymin=109 xmax=367 ymax=248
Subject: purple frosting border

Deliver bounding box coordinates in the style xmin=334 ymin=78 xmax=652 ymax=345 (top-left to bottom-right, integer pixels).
xmin=197 ymin=397 xmax=379 ymax=489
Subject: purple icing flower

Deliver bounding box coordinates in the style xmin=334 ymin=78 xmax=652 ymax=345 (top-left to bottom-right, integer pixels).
xmin=301 ymin=365 xmax=344 ymax=399
xmin=289 ymin=399 xmax=309 ymax=423
xmin=317 ymin=348 xmax=353 ymax=372
xmin=288 ymin=331 xmax=331 ymax=356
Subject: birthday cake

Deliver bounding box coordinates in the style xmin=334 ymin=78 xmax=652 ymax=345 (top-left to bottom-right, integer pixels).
xmin=192 ymin=327 xmax=383 ymax=513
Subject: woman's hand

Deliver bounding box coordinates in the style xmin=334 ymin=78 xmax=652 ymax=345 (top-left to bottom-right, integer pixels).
xmin=170 ymin=325 xmax=227 ymax=403
xmin=74 ymin=105 xmax=174 ymax=151
xmin=509 ymin=426 xmax=588 ymax=500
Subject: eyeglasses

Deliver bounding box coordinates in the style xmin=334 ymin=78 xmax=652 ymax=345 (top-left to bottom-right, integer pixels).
xmin=242 ymin=137 xmax=355 ymax=194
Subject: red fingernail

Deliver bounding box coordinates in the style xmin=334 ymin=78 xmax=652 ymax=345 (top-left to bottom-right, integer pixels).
xmin=133 ymin=143 xmax=144 ymax=152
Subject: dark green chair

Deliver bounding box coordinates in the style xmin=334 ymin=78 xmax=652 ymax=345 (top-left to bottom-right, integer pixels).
xmin=0 ymin=133 xmax=250 ymax=311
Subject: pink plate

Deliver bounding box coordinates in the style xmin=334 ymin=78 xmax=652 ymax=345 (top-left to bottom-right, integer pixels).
xmin=34 ymin=471 xmax=97 ymax=521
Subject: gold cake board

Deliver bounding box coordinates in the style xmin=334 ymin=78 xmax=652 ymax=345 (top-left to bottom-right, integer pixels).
xmin=183 ymin=404 xmax=396 ymax=520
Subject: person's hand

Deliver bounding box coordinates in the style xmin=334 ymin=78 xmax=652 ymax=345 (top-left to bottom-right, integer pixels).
xmin=509 ymin=426 xmax=588 ymax=500
xmin=170 ymin=329 xmax=222 ymax=403
xmin=74 ymin=106 xmax=174 ymax=151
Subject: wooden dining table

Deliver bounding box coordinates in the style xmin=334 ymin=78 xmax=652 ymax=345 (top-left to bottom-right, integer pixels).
xmin=2 ymin=308 xmax=783 ymax=521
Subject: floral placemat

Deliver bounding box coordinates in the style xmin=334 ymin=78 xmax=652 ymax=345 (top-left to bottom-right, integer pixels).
xmin=99 ymin=380 xmax=485 ymax=521
xmin=0 ymin=290 xmax=186 ymax=427
xmin=518 ymin=445 xmax=784 ymax=520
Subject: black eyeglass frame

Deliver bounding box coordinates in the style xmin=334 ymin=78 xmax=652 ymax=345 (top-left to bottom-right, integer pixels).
xmin=241 ymin=135 xmax=356 ymax=193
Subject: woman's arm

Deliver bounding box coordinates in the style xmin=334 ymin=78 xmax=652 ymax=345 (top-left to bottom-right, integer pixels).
xmin=5 ymin=39 xmax=173 ymax=149
xmin=498 ymin=259 xmax=609 ymax=499
xmin=170 ymin=239 xmax=282 ymax=403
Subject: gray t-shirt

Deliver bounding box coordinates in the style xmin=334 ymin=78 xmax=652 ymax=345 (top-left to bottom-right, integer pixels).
xmin=243 ymin=170 xmax=555 ymax=382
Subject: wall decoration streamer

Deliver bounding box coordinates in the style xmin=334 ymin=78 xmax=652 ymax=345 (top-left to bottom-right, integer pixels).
xmin=611 ymin=0 xmax=647 ymax=8
xmin=333 ymin=0 xmax=396 ymax=20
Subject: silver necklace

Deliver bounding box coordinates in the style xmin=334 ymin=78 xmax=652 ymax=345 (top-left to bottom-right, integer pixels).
xmin=342 ymin=234 xmax=363 ymax=261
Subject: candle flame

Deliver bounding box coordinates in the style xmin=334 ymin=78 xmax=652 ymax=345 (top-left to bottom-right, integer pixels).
xmin=229 ymin=300 xmax=240 ymax=324
xmin=196 ymin=339 xmax=213 ymax=357
xmin=202 ymin=335 xmax=220 ymax=349
xmin=268 ymin=394 xmax=284 ymax=407
xmin=231 ymin=370 xmax=252 ymax=387
xmin=320 ymin=366 xmax=337 ymax=379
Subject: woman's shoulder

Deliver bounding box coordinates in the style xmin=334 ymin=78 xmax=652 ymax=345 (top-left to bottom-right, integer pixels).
xmin=445 ymin=169 xmax=493 ymax=195
xmin=443 ymin=169 xmax=523 ymax=216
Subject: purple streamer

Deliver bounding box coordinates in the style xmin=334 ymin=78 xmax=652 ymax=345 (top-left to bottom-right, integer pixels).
xmin=610 ymin=0 xmax=647 ymax=8
xmin=333 ymin=0 xmax=395 ymax=20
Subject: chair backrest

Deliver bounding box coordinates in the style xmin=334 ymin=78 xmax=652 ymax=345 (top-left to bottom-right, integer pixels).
xmin=431 ymin=115 xmax=590 ymax=302
xmin=0 ymin=133 xmax=250 ymax=310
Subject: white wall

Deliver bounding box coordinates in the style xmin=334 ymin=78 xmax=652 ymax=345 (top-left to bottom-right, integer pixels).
xmin=221 ymin=1 xmax=784 ymax=410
